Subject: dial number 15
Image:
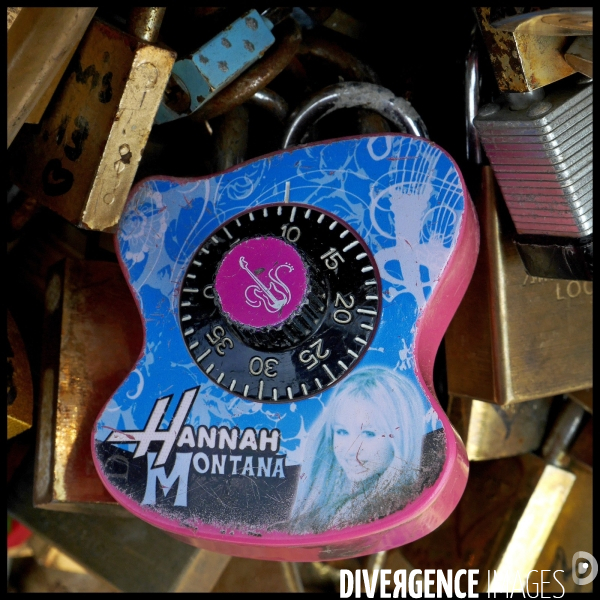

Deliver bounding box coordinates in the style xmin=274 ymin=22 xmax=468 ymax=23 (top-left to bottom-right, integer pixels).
xmin=320 ymin=248 xmax=345 ymax=270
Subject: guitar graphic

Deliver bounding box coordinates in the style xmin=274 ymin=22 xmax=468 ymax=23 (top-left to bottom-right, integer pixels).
xmin=92 ymin=134 xmax=479 ymax=561
xmin=239 ymin=257 xmax=293 ymax=314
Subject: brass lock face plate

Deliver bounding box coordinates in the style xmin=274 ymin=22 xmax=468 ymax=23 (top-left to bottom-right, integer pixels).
xmin=445 ymin=168 xmax=592 ymax=404
xmin=9 ymin=19 xmax=175 ymax=232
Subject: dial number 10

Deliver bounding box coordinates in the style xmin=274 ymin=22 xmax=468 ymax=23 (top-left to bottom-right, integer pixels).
xmin=281 ymin=224 xmax=301 ymax=243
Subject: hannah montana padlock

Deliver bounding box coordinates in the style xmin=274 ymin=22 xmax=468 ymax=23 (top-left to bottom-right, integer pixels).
xmin=92 ymin=134 xmax=479 ymax=561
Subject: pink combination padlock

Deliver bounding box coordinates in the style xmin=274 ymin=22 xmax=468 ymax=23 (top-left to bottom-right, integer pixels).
xmin=92 ymin=132 xmax=478 ymax=560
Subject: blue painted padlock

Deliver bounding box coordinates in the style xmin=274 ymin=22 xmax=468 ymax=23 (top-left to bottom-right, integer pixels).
xmin=93 ymin=133 xmax=479 ymax=561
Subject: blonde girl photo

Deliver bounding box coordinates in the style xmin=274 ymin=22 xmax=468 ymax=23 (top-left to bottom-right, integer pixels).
xmin=289 ymin=367 xmax=440 ymax=534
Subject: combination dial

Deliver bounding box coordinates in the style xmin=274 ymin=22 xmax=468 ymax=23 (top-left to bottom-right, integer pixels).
xmin=178 ymin=203 xmax=381 ymax=402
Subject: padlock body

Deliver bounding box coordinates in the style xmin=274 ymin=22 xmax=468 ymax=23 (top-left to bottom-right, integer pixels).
xmin=445 ymin=167 xmax=592 ymax=404
xmin=92 ymin=134 xmax=478 ymax=560
xmin=35 ymin=259 xmax=142 ymax=512
xmin=9 ymin=18 xmax=175 ymax=232
xmin=448 ymin=396 xmax=552 ymax=461
xmin=475 ymin=83 xmax=592 ymax=239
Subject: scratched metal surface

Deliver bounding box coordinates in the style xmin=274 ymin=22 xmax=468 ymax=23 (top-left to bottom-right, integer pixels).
xmin=93 ymin=134 xmax=467 ymax=539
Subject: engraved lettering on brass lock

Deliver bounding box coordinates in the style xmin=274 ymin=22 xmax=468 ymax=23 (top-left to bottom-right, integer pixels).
xmin=522 ymin=274 xmax=547 ymax=286
xmin=522 ymin=274 xmax=594 ymax=300
xmin=556 ymin=280 xmax=593 ymax=300
xmin=9 ymin=18 xmax=176 ymax=232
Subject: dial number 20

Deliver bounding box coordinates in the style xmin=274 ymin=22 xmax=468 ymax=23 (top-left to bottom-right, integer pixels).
xmin=333 ymin=292 xmax=355 ymax=324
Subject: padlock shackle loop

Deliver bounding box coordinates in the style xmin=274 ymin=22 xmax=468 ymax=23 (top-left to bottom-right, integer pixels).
xmin=247 ymin=88 xmax=289 ymax=122
xmin=282 ymin=82 xmax=429 ymax=148
xmin=298 ymin=34 xmax=382 ymax=85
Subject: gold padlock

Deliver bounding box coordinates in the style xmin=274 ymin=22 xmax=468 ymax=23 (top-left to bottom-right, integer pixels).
xmin=445 ymin=167 xmax=592 ymax=405
xmin=34 ymin=258 xmax=142 ymax=513
xmin=527 ymin=402 xmax=592 ymax=595
xmin=7 ymin=311 xmax=33 ymax=439
xmin=527 ymin=459 xmax=592 ymax=593
xmin=9 ymin=12 xmax=175 ymax=232
xmin=401 ymin=453 xmax=576 ymax=593
xmin=402 ymin=395 xmax=589 ymax=593
xmin=448 ymin=395 xmax=552 ymax=461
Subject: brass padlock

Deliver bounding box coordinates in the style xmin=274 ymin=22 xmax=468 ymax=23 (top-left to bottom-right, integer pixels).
xmin=9 ymin=11 xmax=176 ymax=232
xmin=7 ymin=311 xmax=33 ymax=439
xmin=447 ymin=395 xmax=552 ymax=461
xmin=526 ymin=458 xmax=593 ymax=594
xmin=7 ymin=8 xmax=97 ymax=146
xmin=34 ymin=258 xmax=142 ymax=513
xmin=402 ymin=396 xmax=587 ymax=593
xmin=445 ymin=167 xmax=592 ymax=404
xmin=527 ymin=403 xmax=592 ymax=594
xmin=401 ymin=452 xmax=576 ymax=593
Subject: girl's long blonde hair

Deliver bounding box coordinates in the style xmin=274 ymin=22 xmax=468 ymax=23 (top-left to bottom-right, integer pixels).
xmin=289 ymin=367 xmax=430 ymax=534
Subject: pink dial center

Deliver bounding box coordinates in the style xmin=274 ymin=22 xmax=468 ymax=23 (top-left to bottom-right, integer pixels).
xmin=215 ymin=237 xmax=308 ymax=328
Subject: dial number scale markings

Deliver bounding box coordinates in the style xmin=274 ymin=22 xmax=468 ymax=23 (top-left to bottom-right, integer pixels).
xmin=178 ymin=203 xmax=381 ymax=402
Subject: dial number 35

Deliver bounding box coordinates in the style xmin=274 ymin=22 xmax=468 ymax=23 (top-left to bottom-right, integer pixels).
xmin=206 ymin=326 xmax=234 ymax=356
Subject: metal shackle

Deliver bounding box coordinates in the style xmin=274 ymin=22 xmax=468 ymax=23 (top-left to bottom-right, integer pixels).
xmin=282 ymin=82 xmax=429 ymax=148
xmin=191 ymin=18 xmax=301 ymax=123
